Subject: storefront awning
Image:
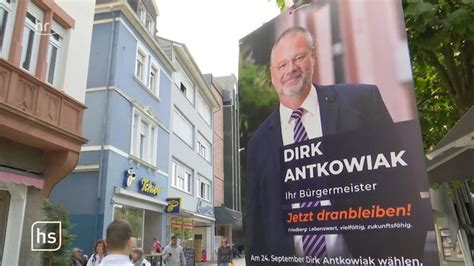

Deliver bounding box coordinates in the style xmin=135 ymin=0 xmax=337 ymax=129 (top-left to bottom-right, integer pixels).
xmin=0 ymin=168 xmax=44 ymax=189
xmin=113 ymin=187 xmax=167 ymax=213
xmin=215 ymin=206 xmax=242 ymax=227
xmin=181 ymin=210 xmax=216 ymax=223
xmin=426 ymin=107 xmax=474 ymax=182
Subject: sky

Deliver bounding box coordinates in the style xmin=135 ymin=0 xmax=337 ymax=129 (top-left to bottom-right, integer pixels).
xmin=156 ymin=0 xmax=280 ymax=77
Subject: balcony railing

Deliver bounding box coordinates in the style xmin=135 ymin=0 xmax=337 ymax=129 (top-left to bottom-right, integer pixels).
xmin=0 ymin=58 xmax=85 ymax=138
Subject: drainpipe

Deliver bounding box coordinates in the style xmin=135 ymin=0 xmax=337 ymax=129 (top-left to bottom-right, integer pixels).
xmin=211 ymin=90 xmax=222 ymax=262
xmin=94 ymin=7 xmax=117 ymax=242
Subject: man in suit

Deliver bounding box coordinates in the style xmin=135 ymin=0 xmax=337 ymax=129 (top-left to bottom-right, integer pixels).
xmin=245 ymin=26 xmax=394 ymax=263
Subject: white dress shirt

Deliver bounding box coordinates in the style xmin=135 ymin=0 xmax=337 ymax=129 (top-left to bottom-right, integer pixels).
xmin=279 ymin=85 xmax=340 ymax=257
xmin=279 ymin=85 xmax=323 ymax=146
xmin=98 ymin=254 xmax=133 ymax=266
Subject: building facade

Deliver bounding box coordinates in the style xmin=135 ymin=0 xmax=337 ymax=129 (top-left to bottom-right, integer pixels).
xmin=51 ymin=0 xmax=174 ymax=255
xmin=0 ymin=0 xmax=94 ymax=265
xmin=157 ymin=37 xmax=220 ymax=262
xmin=214 ymin=75 xmax=243 ymax=247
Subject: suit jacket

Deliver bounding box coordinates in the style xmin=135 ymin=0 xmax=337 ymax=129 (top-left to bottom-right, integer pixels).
xmin=245 ymin=84 xmax=394 ymax=262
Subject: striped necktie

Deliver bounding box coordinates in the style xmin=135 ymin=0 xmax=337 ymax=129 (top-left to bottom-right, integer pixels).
xmin=291 ymin=108 xmax=327 ymax=259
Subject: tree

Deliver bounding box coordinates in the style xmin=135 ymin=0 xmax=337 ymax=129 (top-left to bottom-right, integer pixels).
xmin=413 ymin=60 xmax=460 ymax=151
xmin=403 ymin=0 xmax=474 ymax=116
xmin=41 ymin=200 xmax=74 ymax=266
xmin=403 ymin=1 xmax=474 ymax=192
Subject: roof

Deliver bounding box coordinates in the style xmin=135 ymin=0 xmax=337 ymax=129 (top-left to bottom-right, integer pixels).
xmin=214 ymin=206 xmax=242 ymax=226
xmin=426 ymin=107 xmax=474 ymax=182
xmin=156 ymin=36 xmax=221 ymax=110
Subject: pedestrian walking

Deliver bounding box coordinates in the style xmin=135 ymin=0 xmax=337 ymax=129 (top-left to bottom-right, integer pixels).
xmin=162 ymin=235 xmax=186 ymax=266
xmin=87 ymin=239 xmax=107 ymax=266
xmin=217 ymin=239 xmax=233 ymax=266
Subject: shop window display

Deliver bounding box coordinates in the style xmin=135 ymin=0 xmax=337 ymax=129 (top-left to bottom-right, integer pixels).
xmin=114 ymin=205 xmax=144 ymax=247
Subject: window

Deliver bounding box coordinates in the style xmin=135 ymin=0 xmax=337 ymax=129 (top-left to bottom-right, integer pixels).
xmin=137 ymin=1 xmax=146 ymax=24
xmin=175 ymin=63 xmax=195 ymax=104
xmin=20 ymin=3 xmax=43 ymax=73
xmin=197 ymin=134 xmax=211 ymax=162
xmin=197 ymin=177 xmax=211 ymax=201
xmin=139 ymin=120 xmax=149 ymax=159
xmin=196 ymin=92 xmax=211 ymax=125
xmin=135 ymin=48 xmax=146 ymax=81
xmin=146 ymin=14 xmax=155 ymax=34
xmin=0 ymin=189 xmax=10 ymax=265
xmin=0 ymin=6 xmax=9 ymax=54
xmin=131 ymin=109 xmax=158 ymax=165
xmin=170 ymin=217 xmax=193 ymax=249
xmin=0 ymin=0 xmax=15 ymax=58
xmin=149 ymin=64 xmax=159 ymax=96
xmin=183 ymin=78 xmax=195 ymax=103
xmin=46 ymin=21 xmax=64 ymax=86
xmin=172 ymin=160 xmax=193 ymax=193
xmin=113 ymin=205 xmax=144 ymax=248
xmin=173 ymin=110 xmax=193 ymax=147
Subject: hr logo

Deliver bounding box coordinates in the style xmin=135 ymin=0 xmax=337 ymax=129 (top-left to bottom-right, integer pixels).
xmin=31 ymin=221 xmax=62 ymax=251
xmin=34 ymin=20 xmax=54 ymax=36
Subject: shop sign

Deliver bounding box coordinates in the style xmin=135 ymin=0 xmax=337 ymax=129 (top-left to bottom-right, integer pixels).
xmin=123 ymin=168 xmax=137 ymax=188
xmin=183 ymin=220 xmax=193 ymax=229
xmin=165 ymin=198 xmax=181 ymax=213
xmin=139 ymin=178 xmax=160 ymax=196
xmin=123 ymin=168 xmax=161 ymax=197
xmin=196 ymin=199 xmax=213 ymax=217
xmin=171 ymin=219 xmax=183 ymax=229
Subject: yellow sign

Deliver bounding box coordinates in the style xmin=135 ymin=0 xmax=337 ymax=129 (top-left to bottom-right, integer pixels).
xmin=139 ymin=178 xmax=160 ymax=196
xmin=166 ymin=198 xmax=181 ymax=213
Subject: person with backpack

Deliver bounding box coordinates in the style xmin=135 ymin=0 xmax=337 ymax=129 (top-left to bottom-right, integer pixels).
xmin=151 ymin=237 xmax=162 ymax=254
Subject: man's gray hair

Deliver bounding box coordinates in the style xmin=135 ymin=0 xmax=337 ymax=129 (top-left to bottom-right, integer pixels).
xmin=271 ymin=26 xmax=315 ymax=64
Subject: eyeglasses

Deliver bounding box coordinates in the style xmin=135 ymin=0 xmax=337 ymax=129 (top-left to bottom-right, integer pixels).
xmin=273 ymin=51 xmax=312 ymax=72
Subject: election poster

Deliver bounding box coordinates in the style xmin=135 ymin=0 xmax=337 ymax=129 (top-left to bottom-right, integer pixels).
xmin=239 ymin=1 xmax=438 ymax=265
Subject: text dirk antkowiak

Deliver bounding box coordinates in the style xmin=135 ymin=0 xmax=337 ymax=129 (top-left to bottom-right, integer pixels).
xmin=283 ymin=141 xmax=408 ymax=183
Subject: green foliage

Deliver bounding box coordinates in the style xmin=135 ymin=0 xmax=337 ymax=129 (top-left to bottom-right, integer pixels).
xmin=275 ymin=0 xmax=287 ymax=11
xmin=41 ymin=200 xmax=74 ymax=266
xmin=238 ymin=56 xmax=279 ymax=217
xmin=403 ymin=0 xmax=474 ymax=188
xmin=238 ymin=56 xmax=279 ymax=137
xmin=114 ymin=206 xmax=143 ymax=243
xmin=413 ymin=61 xmax=460 ymax=151
xmin=403 ymin=0 xmax=474 ymax=115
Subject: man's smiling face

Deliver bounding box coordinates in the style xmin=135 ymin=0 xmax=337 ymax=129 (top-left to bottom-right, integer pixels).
xmin=270 ymin=31 xmax=315 ymax=99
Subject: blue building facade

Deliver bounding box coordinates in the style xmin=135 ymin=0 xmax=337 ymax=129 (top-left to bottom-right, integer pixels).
xmin=51 ymin=0 xmax=175 ymax=254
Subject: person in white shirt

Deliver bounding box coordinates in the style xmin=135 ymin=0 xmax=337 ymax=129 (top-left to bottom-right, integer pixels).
xmin=87 ymin=239 xmax=107 ymax=266
xmin=99 ymin=220 xmax=133 ymax=266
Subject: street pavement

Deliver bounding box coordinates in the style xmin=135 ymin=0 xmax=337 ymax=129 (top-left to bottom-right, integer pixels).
xmin=233 ymin=257 xmax=246 ymax=266
xmin=196 ymin=257 xmax=246 ymax=266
